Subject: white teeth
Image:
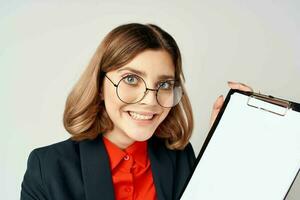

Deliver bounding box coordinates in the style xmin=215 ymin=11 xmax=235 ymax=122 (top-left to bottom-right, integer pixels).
xmin=129 ymin=111 xmax=154 ymax=120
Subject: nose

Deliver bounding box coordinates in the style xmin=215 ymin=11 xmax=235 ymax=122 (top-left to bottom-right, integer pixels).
xmin=139 ymin=88 xmax=158 ymax=106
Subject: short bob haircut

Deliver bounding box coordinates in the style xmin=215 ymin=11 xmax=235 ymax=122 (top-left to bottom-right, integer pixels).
xmin=63 ymin=23 xmax=194 ymax=150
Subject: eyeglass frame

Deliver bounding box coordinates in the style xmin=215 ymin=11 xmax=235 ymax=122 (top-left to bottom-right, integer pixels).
xmin=101 ymin=71 xmax=184 ymax=108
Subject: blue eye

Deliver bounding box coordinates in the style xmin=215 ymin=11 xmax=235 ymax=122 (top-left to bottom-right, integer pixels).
xmin=124 ymin=75 xmax=138 ymax=85
xmin=159 ymin=81 xmax=174 ymax=90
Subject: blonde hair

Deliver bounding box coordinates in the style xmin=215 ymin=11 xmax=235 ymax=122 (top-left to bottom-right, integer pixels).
xmin=63 ymin=23 xmax=194 ymax=150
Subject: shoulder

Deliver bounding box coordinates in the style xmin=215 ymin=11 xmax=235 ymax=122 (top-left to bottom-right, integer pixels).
xmin=149 ymin=136 xmax=196 ymax=165
xmin=154 ymin=136 xmax=195 ymax=154
xmin=177 ymin=142 xmax=195 ymax=158
xmin=173 ymin=142 xmax=196 ymax=169
xmin=148 ymin=136 xmax=196 ymax=199
xmin=21 ymin=138 xmax=81 ymax=199
xmin=27 ymin=137 xmax=82 ymax=173
xmin=30 ymin=137 xmax=79 ymax=159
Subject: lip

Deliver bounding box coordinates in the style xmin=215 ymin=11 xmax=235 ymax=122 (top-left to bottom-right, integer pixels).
xmin=125 ymin=111 xmax=158 ymax=125
xmin=127 ymin=110 xmax=158 ymax=116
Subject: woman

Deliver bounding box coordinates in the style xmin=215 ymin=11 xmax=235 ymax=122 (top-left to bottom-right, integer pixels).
xmin=21 ymin=23 xmax=252 ymax=200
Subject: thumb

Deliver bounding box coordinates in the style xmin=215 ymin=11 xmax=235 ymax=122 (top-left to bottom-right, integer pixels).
xmin=210 ymin=95 xmax=224 ymax=127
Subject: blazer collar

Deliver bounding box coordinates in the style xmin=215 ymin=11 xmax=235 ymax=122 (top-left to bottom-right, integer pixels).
xmin=148 ymin=136 xmax=174 ymax=200
xmin=79 ymin=134 xmax=115 ymax=200
xmin=79 ymin=134 xmax=174 ymax=200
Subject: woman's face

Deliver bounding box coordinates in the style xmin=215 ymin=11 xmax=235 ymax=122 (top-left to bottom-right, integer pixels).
xmin=102 ymin=50 xmax=175 ymax=148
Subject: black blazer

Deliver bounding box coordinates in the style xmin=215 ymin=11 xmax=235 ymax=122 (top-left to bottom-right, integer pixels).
xmin=21 ymin=134 xmax=195 ymax=200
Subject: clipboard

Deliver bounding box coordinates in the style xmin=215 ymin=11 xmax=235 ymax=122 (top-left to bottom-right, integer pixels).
xmin=179 ymin=89 xmax=300 ymax=200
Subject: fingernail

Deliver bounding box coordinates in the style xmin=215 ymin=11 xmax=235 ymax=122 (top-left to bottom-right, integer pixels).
xmin=227 ymin=81 xmax=233 ymax=84
xmin=219 ymin=95 xmax=223 ymax=98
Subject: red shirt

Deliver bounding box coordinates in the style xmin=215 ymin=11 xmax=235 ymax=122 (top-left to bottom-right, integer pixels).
xmin=103 ymin=137 xmax=157 ymax=200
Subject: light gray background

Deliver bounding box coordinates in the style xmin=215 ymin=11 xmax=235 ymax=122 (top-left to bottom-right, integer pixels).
xmin=0 ymin=0 xmax=299 ymax=199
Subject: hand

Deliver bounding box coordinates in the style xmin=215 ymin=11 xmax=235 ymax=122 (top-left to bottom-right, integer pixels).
xmin=209 ymin=81 xmax=253 ymax=127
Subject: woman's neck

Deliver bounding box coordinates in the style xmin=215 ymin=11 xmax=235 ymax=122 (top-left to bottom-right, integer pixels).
xmin=102 ymin=129 xmax=135 ymax=150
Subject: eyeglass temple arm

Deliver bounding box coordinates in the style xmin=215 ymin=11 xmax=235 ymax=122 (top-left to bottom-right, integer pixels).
xmin=103 ymin=73 xmax=118 ymax=87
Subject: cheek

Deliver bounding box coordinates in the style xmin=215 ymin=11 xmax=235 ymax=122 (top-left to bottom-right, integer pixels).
xmin=103 ymin=87 xmax=124 ymax=118
xmin=157 ymin=109 xmax=171 ymax=124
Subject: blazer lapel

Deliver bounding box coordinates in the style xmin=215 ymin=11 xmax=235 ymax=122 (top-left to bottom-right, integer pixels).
xmin=148 ymin=137 xmax=174 ymax=200
xmin=79 ymin=135 xmax=115 ymax=200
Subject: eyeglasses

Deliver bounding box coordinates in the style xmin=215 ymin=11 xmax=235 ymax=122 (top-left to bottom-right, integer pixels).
xmin=103 ymin=73 xmax=183 ymax=108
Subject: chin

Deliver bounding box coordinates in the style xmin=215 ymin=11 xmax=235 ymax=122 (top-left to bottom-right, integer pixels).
xmin=127 ymin=130 xmax=154 ymax=142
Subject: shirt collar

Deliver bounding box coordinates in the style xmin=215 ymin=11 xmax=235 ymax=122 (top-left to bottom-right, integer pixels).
xmin=102 ymin=136 xmax=148 ymax=170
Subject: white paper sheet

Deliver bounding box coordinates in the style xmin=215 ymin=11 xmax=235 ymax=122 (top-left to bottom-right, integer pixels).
xmin=181 ymin=93 xmax=300 ymax=200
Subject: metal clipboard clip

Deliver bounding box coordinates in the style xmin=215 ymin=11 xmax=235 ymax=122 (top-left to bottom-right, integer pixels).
xmin=247 ymin=92 xmax=291 ymax=116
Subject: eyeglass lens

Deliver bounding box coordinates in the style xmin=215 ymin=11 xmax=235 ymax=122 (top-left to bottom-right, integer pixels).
xmin=116 ymin=74 xmax=182 ymax=108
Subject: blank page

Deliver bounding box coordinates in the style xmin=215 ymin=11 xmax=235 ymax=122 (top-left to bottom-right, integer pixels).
xmin=181 ymin=92 xmax=300 ymax=200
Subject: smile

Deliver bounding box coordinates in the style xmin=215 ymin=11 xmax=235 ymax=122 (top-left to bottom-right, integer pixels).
xmin=127 ymin=111 xmax=155 ymax=120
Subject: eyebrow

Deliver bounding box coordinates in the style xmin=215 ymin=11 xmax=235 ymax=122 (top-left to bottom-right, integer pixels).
xmin=117 ymin=67 xmax=175 ymax=80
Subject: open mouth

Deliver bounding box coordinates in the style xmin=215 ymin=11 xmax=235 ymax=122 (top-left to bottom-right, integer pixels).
xmin=126 ymin=111 xmax=157 ymax=121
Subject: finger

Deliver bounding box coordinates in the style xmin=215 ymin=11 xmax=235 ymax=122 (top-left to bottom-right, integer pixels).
xmin=210 ymin=95 xmax=224 ymax=126
xmin=227 ymin=81 xmax=253 ymax=92
xmin=228 ymin=81 xmax=253 ymax=91
xmin=213 ymin=95 xmax=224 ymax=110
